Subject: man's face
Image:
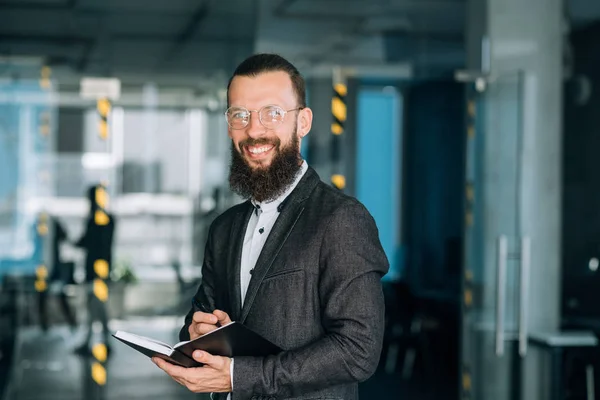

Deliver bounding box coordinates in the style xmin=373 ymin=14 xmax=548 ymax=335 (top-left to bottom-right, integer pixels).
xmin=227 ymin=71 xmax=312 ymax=170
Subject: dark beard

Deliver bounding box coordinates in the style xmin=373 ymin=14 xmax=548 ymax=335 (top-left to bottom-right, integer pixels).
xmin=229 ymin=131 xmax=302 ymax=203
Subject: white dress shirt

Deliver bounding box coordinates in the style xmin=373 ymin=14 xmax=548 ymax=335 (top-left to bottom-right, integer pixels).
xmin=228 ymin=160 xmax=308 ymax=396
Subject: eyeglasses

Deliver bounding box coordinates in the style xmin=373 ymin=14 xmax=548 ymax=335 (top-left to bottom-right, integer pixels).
xmin=224 ymin=105 xmax=303 ymax=130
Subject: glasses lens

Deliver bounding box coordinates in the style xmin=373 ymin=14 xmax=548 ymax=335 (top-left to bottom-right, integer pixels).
xmin=259 ymin=106 xmax=286 ymax=128
xmin=226 ymin=107 xmax=250 ymax=129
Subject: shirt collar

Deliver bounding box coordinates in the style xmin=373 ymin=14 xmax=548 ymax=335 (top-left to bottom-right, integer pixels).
xmin=251 ymin=160 xmax=308 ymax=214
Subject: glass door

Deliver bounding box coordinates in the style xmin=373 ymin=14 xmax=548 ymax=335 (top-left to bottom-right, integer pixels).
xmin=461 ymin=70 xmax=530 ymax=400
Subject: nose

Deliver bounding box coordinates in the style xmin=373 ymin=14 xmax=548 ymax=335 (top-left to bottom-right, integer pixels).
xmin=245 ymin=110 xmax=267 ymax=139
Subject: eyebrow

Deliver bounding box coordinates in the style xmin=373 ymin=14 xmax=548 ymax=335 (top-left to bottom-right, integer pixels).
xmin=228 ymin=103 xmax=288 ymax=110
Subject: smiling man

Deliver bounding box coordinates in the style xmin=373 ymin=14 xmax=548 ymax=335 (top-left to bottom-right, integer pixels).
xmin=152 ymin=53 xmax=389 ymax=400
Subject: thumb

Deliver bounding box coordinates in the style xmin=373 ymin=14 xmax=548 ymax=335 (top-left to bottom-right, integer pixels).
xmin=193 ymin=350 xmax=222 ymax=368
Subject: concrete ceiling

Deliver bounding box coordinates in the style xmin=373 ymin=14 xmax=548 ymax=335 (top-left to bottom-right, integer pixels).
xmin=256 ymin=0 xmax=465 ymax=78
xmin=0 ymin=0 xmax=255 ymax=92
xmin=0 ymin=0 xmax=598 ymax=96
xmin=0 ymin=0 xmax=467 ymax=85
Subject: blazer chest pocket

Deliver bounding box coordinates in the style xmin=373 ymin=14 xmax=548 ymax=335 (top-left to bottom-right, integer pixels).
xmin=262 ymin=267 xmax=303 ymax=282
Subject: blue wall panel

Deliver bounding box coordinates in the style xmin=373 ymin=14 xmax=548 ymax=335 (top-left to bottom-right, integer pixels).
xmin=356 ymin=89 xmax=402 ymax=280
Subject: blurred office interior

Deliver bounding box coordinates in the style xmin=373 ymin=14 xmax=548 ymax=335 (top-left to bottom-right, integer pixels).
xmin=1 ymin=0 xmax=600 ymax=399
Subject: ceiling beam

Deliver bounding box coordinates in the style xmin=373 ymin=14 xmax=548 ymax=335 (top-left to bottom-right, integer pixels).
xmin=155 ymin=0 xmax=214 ymax=71
xmin=0 ymin=0 xmax=72 ymax=11
xmin=0 ymin=33 xmax=91 ymax=46
xmin=273 ymin=0 xmax=464 ymax=20
xmin=174 ymin=0 xmax=213 ymax=44
xmin=112 ymin=34 xmax=253 ymax=44
xmin=76 ymin=39 xmax=95 ymax=73
xmin=0 ymin=3 xmax=201 ymax=17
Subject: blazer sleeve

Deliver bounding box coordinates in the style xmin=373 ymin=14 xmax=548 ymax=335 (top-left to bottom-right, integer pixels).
xmin=179 ymin=222 xmax=218 ymax=341
xmin=232 ymin=203 xmax=390 ymax=399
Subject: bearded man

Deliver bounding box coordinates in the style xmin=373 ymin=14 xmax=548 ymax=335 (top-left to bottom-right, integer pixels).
xmin=153 ymin=53 xmax=389 ymax=400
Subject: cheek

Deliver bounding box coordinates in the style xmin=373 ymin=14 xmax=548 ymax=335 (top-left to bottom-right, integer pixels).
xmin=275 ymin=127 xmax=295 ymax=145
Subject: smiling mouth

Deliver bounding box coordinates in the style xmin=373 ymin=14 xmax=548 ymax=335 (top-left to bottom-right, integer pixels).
xmin=247 ymin=145 xmax=273 ymax=155
xmin=243 ymin=142 xmax=276 ymax=161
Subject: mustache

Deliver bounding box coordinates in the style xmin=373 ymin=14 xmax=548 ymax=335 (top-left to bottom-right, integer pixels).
xmin=238 ymin=137 xmax=280 ymax=152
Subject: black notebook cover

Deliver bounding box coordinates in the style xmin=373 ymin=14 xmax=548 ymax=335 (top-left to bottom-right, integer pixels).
xmin=113 ymin=322 xmax=282 ymax=367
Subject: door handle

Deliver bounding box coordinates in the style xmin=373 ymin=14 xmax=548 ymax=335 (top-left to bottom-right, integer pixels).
xmin=496 ymin=235 xmax=508 ymax=356
xmin=519 ymin=236 xmax=531 ymax=357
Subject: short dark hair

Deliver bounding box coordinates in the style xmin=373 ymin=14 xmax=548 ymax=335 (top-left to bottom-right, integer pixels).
xmin=227 ymin=53 xmax=306 ymax=108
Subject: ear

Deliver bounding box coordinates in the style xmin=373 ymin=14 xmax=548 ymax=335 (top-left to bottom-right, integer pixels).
xmin=297 ymin=107 xmax=313 ymax=138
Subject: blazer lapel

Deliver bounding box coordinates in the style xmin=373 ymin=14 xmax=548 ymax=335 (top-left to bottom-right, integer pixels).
xmin=235 ymin=166 xmax=321 ymax=323
xmin=227 ymin=202 xmax=253 ymax=322
xmin=240 ymin=200 xmax=305 ymax=323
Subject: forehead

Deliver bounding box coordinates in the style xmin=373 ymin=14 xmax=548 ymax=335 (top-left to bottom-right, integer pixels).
xmin=228 ymin=71 xmax=296 ymax=108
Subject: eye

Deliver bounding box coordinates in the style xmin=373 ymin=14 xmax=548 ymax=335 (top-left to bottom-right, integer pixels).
xmin=263 ymin=106 xmax=285 ymax=121
xmin=228 ymin=108 xmax=249 ymax=119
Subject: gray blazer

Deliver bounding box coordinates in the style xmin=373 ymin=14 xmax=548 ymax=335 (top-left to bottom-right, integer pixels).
xmin=180 ymin=167 xmax=389 ymax=400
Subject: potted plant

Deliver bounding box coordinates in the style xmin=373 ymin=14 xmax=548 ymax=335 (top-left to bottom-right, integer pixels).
xmin=109 ymin=258 xmax=137 ymax=318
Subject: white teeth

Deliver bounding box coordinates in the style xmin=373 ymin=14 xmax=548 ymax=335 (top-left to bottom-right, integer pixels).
xmin=248 ymin=146 xmax=271 ymax=154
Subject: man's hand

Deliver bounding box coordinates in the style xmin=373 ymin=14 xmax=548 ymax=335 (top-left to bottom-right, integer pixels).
xmin=152 ymin=351 xmax=232 ymax=393
xmin=189 ymin=309 xmax=232 ymax=340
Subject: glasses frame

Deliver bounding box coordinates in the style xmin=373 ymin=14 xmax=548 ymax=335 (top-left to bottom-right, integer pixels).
xmin=224 ymin=104 xmax=304 ymax=130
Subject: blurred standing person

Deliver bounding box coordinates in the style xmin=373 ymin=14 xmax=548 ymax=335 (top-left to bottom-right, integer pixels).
xmin=73 ymin=184 xmax=116 ymax=355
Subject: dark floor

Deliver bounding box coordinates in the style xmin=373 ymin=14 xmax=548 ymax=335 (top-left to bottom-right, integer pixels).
xmin=1 ymin=317 xmax=454 ymax=400
xmin=4 ymin=318 xmax=208 ymax=400
xmin=360 ymin=351 xmax=455 ymax=400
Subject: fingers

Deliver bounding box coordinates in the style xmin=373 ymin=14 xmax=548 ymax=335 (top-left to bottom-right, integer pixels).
xmin=153 ymin=355 xmax=232 ymax=393
xmin=152 ymin=357 xmax=184 ymax=377
xmin=189 ymin=322 xmax=219 ymax=338
xmin=212 ymin=310 xmax=232 ymax=325
xmin=189 ymin=310 xmax=232 ymax=339
xmin=192 ymin=311 xmax=218 ymax=325
xmin=189 ymin=312 xmax=219 ymax=339
xmin=152 ymin=357 xmax=194 ymax=388
xmin=192 ymin=350 xmax=228 ymax=370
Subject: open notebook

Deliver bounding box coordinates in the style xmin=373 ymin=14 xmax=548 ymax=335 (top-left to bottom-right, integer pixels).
xmin=112 ymin=322 xmax=282 ymax=367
